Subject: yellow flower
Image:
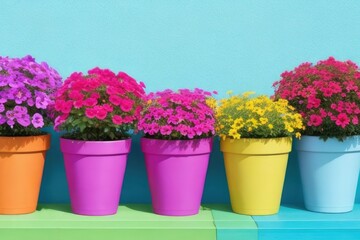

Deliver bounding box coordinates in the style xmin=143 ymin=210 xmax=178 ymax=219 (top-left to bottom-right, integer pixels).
xmin=229 ymin=128 xmax=240 ymax=139
xmin=260 ymin=117 xmax=268 ymax=124
xmin=295 ymin=132 xmax=301 ymax=139
xmin=206 ymin=98 xmax=217 ymax=109
xmin=216 ymin=92 xmax=303 ymax=139
xmin=242 ymin=91 xmax=255 ymax=98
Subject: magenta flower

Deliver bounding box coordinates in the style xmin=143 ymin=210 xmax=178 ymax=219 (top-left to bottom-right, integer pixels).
xmin=0 ymin=104 xmax=4 ymax=113
xmin=160 ymin=126 xmax=172 ymax=135
xmin=139 ymin=89 xmax=215 ymax=140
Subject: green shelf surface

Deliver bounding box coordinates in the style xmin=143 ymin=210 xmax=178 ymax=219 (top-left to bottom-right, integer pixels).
xmin=204 ymin=204 xmax=257 ymax=240
xmin=0 ymin=205 xmax=216 ymax=240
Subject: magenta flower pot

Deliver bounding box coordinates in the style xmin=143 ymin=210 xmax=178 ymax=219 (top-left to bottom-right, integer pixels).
xmin=141 ymin=137 xmax=213 ymax=216
xmin=60 ymin=138 xmax=131 ymax=216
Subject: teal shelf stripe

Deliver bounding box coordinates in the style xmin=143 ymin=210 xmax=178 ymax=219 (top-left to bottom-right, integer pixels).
xmin=253 ymin=205 xmax=360 ymax=240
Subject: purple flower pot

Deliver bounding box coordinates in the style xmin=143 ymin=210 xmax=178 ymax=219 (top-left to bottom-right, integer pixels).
xmin=60 ymin=138 xmax=131 ymax=216
xmin=141 ymin=138 xmax=213 ymax=216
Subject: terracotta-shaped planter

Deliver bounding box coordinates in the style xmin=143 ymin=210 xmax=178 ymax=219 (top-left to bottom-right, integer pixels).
xmin=0 ymin=135 xmax=50 ymax=214
xmin=60 ymin=138 xmax=131 ymax=216
xmin=141 ymin=137 xmax=213 ymax=216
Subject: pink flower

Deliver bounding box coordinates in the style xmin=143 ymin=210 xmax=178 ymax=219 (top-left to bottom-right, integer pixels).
xmin=61 ymin=101 xmax=73 ymax=114
xmin=160 ymin=126 xmax=172 ymax=135
xmin=85 ymin=108 xmax=96 ymax=119
xmin=168 ymin=115 xmax=180 ymax=124
xmin=138 ymin=89 xmax=215 ymax=139
xmin=306 ymin=97 xmax=321 ymax=109
xmin=83 ymin=98 xmax=97 ymax=107
xmin=94 ymin=106 xmax=107 ymax=120
xmin=352 ymin=116 xmax=359 ymax=125
xmin=103 ymin=104 xmax=113 ymax=112
xmin=120 ymin=99 xmax=134 ymax=112
xmin=112 ymin=115 xmax=123 ymax=125
xmin=335 ymin=113 xmax=350 ymax=128
xmin=109 ymin=95 xmax=122 ymax=105
xmin=74 ymin=100 xmax=83 ymax=109
xmin=69 ymin=90 xmax=84 ymax=100
xmin=308 ymin=114 xmax=322 ymax=127
xmin=123 ymin=116 xmax=134 ymax=123
xmin=319 ymin=108 xmax=327 ymax=118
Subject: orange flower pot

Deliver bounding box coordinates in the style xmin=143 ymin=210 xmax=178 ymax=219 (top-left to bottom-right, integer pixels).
xmin=0 ymin=135 xmax=50 ymax=214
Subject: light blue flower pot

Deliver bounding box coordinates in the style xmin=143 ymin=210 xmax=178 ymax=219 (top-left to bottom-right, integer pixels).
xmin=295 ymin=136 xmax=360 ymax=213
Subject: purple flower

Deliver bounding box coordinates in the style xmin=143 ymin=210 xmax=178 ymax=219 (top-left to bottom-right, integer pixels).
xmin=0 ymin=114 xmax=6 ymax=125
xmin=0 ymin=55 xmax=62 ymax=134
xmin=35 ymin=91 xmax=50 ymax=109
xmin=32 ymin=113 xmax=44 ymax=128
xmin=27 ymin=98 xmax=34 ymax=106
xmin=0 ymin=75 xmax=8 ymax=87
xmin=6 ymin=110 xmax=15 ymax=120
xmin=0 ymin=92 xmax=7 ymax=103
xmin=8 ymin=76 xmax=25 ymax=88
xmin=7 ymin=119 xmax=15 ymax=128
xmin=8 ymin=87 xmax=31 ymax=104
xmin=17 ymin=113 xmax=31 ymax=127
xmin=14 ymin=106 xmax=27 ymax=115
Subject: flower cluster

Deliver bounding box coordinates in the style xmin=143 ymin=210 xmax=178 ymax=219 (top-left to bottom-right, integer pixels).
xmin=216 ymin=92 xmax=303 ymax=140
xmin=273 ymin=57 xmax=360 ymax=140
xmin=138 ymin=89 xmax=216 ymax=140
xmin=54 ymin=67 xmax=146 ymax=141
xmin=0 ymin=55 xmax=62 ymax=136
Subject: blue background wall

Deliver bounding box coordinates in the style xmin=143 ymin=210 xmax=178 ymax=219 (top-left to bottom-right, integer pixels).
xmin=1 ymin=0 xmax=360 ymax=205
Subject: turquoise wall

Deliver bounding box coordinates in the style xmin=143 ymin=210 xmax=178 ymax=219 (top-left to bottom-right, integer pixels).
xmin=1 ymin=0 xmax=360 ymax=205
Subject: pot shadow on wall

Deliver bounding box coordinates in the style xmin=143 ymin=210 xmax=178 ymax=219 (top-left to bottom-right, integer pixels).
xmin=38 ymin=129 xmax=69 ymax=203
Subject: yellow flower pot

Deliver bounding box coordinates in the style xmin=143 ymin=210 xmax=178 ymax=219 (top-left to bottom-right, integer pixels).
xmin=220 ymin=137 xmax=292 ymax=215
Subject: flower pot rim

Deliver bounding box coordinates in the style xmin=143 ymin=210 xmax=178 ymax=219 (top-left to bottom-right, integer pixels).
xmin=221 ymin=136 xmax=292 ymax=141
xmin=60 ymin=138 xmax=132 ymax=155
xmin=141 ymin=137 xmax=213 ymax=155
xmin=295 ymin=135 xmax=360 ymax=153
xmin=0 ymin=134 xmax=51 ymax=153
xmin=60 ymin=137 xmax=131 ymax=143
xmin=220 ymin=137 xmax=292 ymax=155
xmin=0 ymin=133 xmax=50 ymax=139
xmin=141 ymin=136 xmax=213 ymax=141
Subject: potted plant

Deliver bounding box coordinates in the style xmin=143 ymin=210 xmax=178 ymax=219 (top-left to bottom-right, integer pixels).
xmin=54 ymin=67 xmax=146 ymax=216
xmin=273 ymin=57 xmax=360 ymax=213
xmin=0 ymin=55 xmax=62 ymax=214
xmin=138 ymin=88 xmax=216 ymax=216
xmin=216 ymin=92 xmax=303 ymax=215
